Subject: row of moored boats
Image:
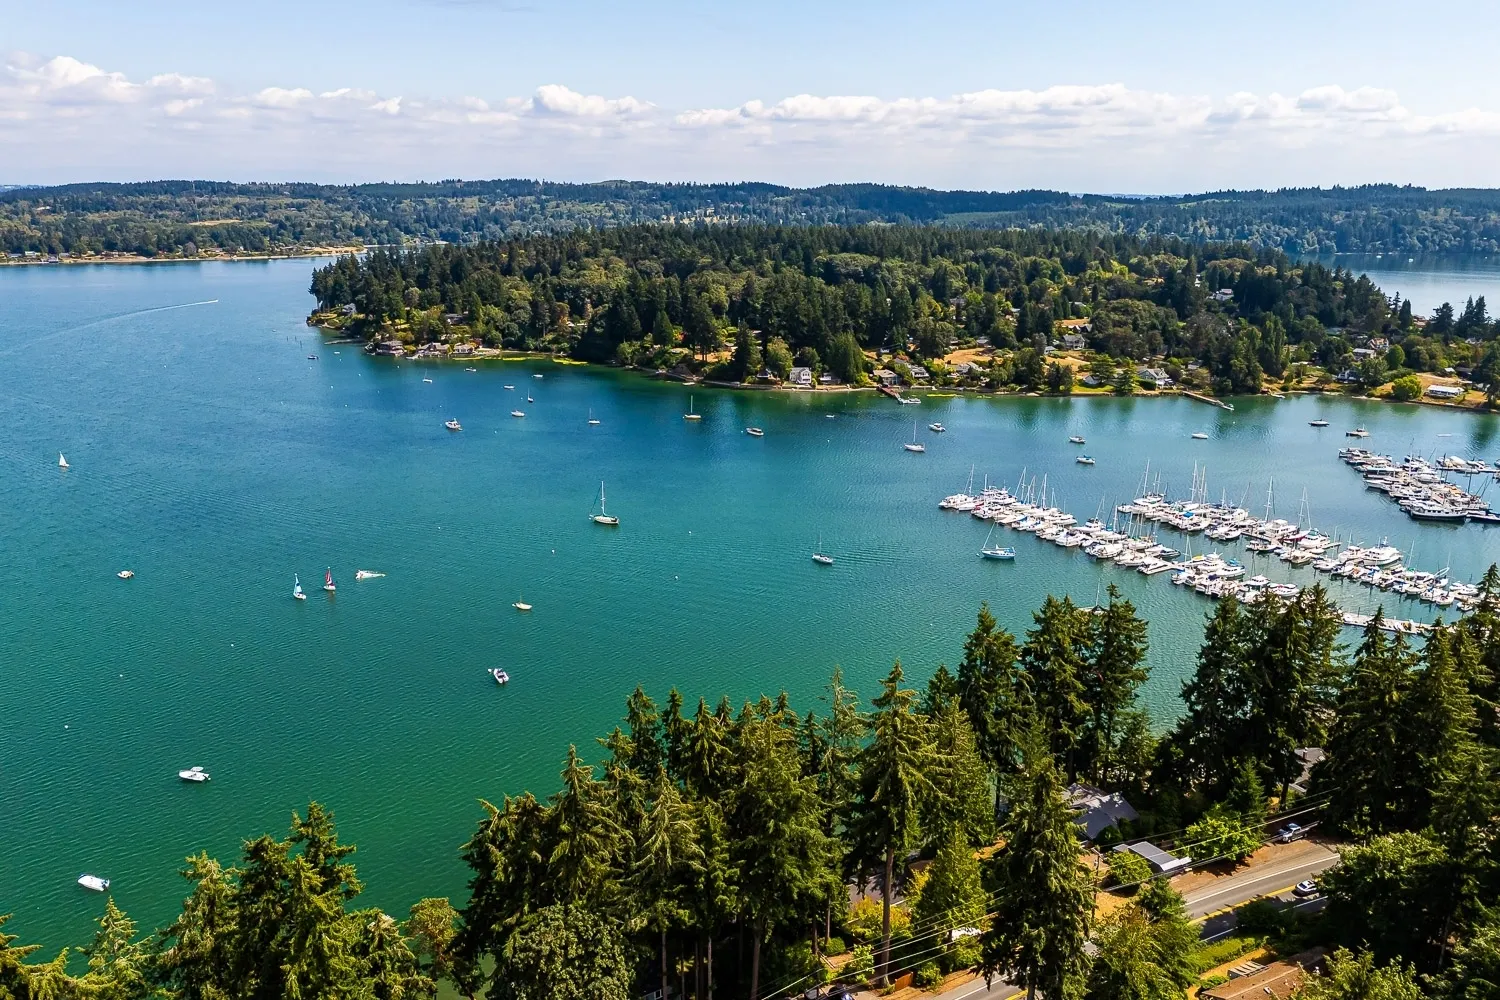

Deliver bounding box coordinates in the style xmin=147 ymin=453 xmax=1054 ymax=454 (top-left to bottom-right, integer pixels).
xmin=1340 ymin=449 xmax=1500 ymax=524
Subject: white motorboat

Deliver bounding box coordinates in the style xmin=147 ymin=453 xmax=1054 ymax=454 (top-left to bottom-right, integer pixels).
xmin=1191 ymin=432 xmax=1209 ymax=440
xmin=1076 ymin=455 xmax=1095 ymax=465
xmin=293 ymin=574 xmax=306 ymax=600
xmin=1346 ymin=427 xmax=1370 ymax=438
xmin=444 ymin=419 xmax=462 ymax=431
xmin=117 ymin=570 xmax=134 ymax=579
xmin=1069 ymin=436 xmax=1086 ymax=444
xmin=1310 ymin=419 xmax=1329 ymax=427
xmin=354 ymin=570 xmax=385 ymax=580
xmin=591 ymin=481 xmax=620 ymax=525
xmin=746 ymin=427 xmax=765 ymax=437
xmin=466 ymin=367 xmax=478 ymax=372
xmin=490 ymin=668 xmax=510 ymax=685
xmin=178 ymin=766 xmax=209 ymax=783
xmin=929 ymin=423 xmax=945 ymax=432
xmin=532 ymin=373 xmax=544 ymax=379
xmin=504 ymin=385 xmax=515 ymax=390
xmin=511 ymin=410 xmax=525 ymax=418
xmin=78 ymin=874 xmax=110 ymax=892
xmin=422 ymin=377 xmax=433 ymax=384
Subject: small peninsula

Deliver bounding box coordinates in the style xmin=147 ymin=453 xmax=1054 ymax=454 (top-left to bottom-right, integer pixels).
xmin=307 ymin=223 xmax=1495 ymax=406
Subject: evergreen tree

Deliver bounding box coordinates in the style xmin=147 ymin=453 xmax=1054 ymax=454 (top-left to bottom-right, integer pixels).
xmin=980 ymin=729 xmax=1094 ymax=1000
xmin=957 ymin=603 xmax=1028 ymax=797
xmin=1166 ymin=598 xmax=1250 ymax=790
xmin=924 ymin=700 xmax=995 ymax=848
xmin=848 ymin=661 xmax=940 ymax=986
xmin=633 ymin=768 xmax=703 ymax=1000
xmin=924 ymin=663 xmax=960 ymax=715
xmin=913 ymin=834 xmax=987 ymax=967
xmin=490 ymin=904 xmax=633 ymax=1000
xmin=1020 ymin=595 xmax=1092 ymax=776
xmin=546 ymin=746 xmax=627 ymax=908
xmin=1081 ymin=585 xmax=1150 ymax=783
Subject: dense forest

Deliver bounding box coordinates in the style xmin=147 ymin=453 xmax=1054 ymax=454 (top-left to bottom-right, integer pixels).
xmin=5 ymin=180 xmax=1500 ymax=257
xmin=308 ymin=224 xmax=1500 ymax=397
xmin=4 ymin=580 xmax=1498 ymax=1000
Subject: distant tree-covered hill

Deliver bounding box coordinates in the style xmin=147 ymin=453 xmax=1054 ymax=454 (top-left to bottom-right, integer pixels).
xmin=4 ymin=179 xmax=1500 ymax=258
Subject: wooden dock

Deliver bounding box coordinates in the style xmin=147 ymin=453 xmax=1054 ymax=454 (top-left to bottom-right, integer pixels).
xmin=1340 ymin=611 xmax=1433 ymax=635
xmin=877 ymin=385 xmax=902 ymax=400
xmin=1182 ymin=389 xmax=1235 ymax=411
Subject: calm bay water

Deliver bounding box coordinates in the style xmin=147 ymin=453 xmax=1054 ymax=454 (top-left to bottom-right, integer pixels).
xmin=1312 ymin=252 xmax=1500 ymax=314
xmin=7 ymin=259 xmax=1500 ymax=950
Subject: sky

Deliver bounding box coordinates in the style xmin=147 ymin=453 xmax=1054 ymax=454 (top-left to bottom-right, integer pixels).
xmin=5 ymin=0 xmax=1500 ymax=192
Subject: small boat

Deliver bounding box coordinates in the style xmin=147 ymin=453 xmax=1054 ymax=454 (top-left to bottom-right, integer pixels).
xmin=504 ymin=385 xmax=515 ymax=390
xmin=813 ymin=533 xmax=833 ymax=565
xmin=1076 ymin=455 xmax=1096 ymax=465
xmin=58 ymin=452 xmax=69 ymax=469
xmin=929 ymin=423 xmax=946 ymax=432
xmin=422 ymin=377 xmax=433 ymax=384
xmin=178 ymin=766 xmax=209 ymax=783
xmin=444 ymin=419 xmax=462 ymax=431
xmin=591 ymin=481 xmax=620 ymax=525
xmin=979 ymin=524 xmax=1015 ymax=560
xmin=526 ymin=395 xmax=533 ymax=402
xmin=117 ymin=570 xmax=134 ymax=579
xmin=466 ymin=367 xmax=478 ymax=372
xmin=293 ymin=574 xmax=306 ymax=601
xmin=511 ymin=410 xmax=525 ymax=418
xmin=354 ymin=570 xmax=385 ymax=580
xmin=684 ymin=396 xmax=702 ymax=421
xmin=532 ymin=373 xmax=544 ymax=379
xmin=746 ymin=427 xmax=765 ymax=437
xmin=323 ymin=568 xmax=336 ymax=593
xmin=513 ymin=597 xmax=532 ymax=611
xmin=1069 ymin=435 xmax=1086 ymax=444
xmin=1191 ymin=432 xmax=1209 ymax=440
xmin=489 ymin=668 xmax=510 ymax=685
xmin=1346 ymin=427 xmax=1370 ymax=438
xmin=77 ymin=875 xmax=110 ymax=893
xmin=588 ymin=409 xmax=600 ymax=426
xmin=904 ymin=421 xmax=925 ymax=453
xmin=307 ymin=354 xmax=318 ymax=360
xmin=1309 ymin=419 xmax=1330 ymax=427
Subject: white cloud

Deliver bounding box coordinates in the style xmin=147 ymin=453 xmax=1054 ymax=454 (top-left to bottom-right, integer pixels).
xmin=5 ymin=52 xmax=1500 ymax=191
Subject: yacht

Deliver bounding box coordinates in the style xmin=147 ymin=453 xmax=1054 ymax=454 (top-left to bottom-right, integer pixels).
xmin=77 ymin=874 xmax=110 ymax=892
xmin=489 ymin=668 xmax=510 ymax=685
xmin=1191 ymin=432 xmax=1209 ymax=440
xmin=511 ymin=410 xmax=525 ymax=418
xmin=588 ymin=409 xmax=601 ymax=426
xmin=354 ymin=570 xmax=385 ymax=580
xmin=1346 ymin=427 xmax=1370 ymax=438
xmin=684 ymin=396 xmax=702 ymax=421
xmin=422 ymin=377 xmax=433 ymax=384
xmin=532 ymin=373 xmax=544 ymax=379
xmin=513 ymin=598 xmax=532 ymax=612
xmin=591 ymin=481 xmax=620 ymax=525
xmin=904 ymin=422 xmax=925 ymax=452
xmin=178 ymin=766 xmax=210 ymax=783
xmin=1309 ymin=419 xmax=1329 ymax=427
xmin=1069 ymin=436 xmax=1086 ymax=444
xmin=746 ymin=427 xmax=765 ymax=437
xmin=929 ymin=422 xmax=946 ymax=432
xmin=444 ymin=419 xmax=463 ymax=431
xmin=1075 ymin=455 xmax=1095 ymax=465
xmin=117 ymin=570 xmax=134 ymax=579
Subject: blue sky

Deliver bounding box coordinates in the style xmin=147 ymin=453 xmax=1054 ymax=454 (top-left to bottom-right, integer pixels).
xmin=5 ymin=0 xmax=1500 ymax=190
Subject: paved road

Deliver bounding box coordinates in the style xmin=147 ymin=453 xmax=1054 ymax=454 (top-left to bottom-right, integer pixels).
xmin=1181 ymin=845 xmax=1339 ymax=919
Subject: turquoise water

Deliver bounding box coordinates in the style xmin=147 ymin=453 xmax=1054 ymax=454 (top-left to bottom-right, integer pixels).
xmin=6 ymin=260 xmax=1500 ymax=951
xmin=1311 ymin=252 xmax=1500 ymax=314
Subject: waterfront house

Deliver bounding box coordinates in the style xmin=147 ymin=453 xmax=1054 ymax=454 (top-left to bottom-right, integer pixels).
xmin=818 ymin=372 xmax=840 ymax=385
xmin=339 ymin=303 xmax=356 ymax=316
xmin=1137 ymin=367 xmax=1173 ymax=387
xmin=787 ymin=366 xmax=813 ymax=387
xmin=873 ymin=368 xmax=899 ymax=386
xmin=908 ymin=365 xmax=930 ymax=382
xmin=1112 ymin=841 xmax=1191 ymax=875
xmin=1067 ymin=784 xmax=1139 ymax=840
xmin=1426 ymin=384 xmax=1465 ymax=400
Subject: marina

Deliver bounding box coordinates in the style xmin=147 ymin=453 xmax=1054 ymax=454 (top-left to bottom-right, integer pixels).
xmin=1340 ymin=447 xmax=1499 ymax=523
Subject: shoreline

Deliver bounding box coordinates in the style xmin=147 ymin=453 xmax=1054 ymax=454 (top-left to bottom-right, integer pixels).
xmin=1 ymin=248 xmax=361 ymax=268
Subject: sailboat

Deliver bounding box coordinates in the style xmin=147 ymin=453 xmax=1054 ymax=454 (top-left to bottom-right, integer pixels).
xmin=980 ymin=524 xmax=1016 ymax=560
xmin=812 ymin=534 xmax=834 ymax=565
xmin=513 ymin=596 xmax=532 ymax=611
xmin=58 ymin=452 xmax=69 ymax=469
xmin=323 ymin=568 xmax=336 ymax=593
xmin=591 ymin=481 xmax=620 ymax=525
xmin=684 ymin=395 xmax=702 ymax=421
xmin=903 ymin=421 xmax=925 ymax=452
xmin=588 ymin=409 xmax=601 ymax=426
xmin=293 ymin=575 xmax=306 ymax=600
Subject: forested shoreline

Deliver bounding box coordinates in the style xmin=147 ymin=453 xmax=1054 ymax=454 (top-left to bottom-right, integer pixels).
xmin=308 ymin=224 xmax=1500 ymax=399
xmin=4 ymin=580 xmax=1498 ymax=1000
xmin=6 ymin=181 xmax=1500 ymax=258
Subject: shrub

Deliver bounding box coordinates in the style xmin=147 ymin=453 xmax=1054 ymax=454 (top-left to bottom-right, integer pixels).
xmin=1391 ymin=375 xmax=1423 ymax=401
xmin=824 ymin=935 xmax=846 ymax=957
xmin=1188 ymin=934 xmax=1263 ymax=974
xmin=847 ymin=898 xmax=909 ymax=943
xmin=1199 ymin=973 xmax=1230 ymax=989
xmin=1106 ymin=849 xmax=1151 ymax=892
xmin=945 ymin=935 xmax=983 ymax=973
xmin=844 ymin=944 xmax=875 ymax=985
xmin=915 ymin=963 xmax=944 ymax=989
xmin=1235 ymin=899 xmax=1294 ymax=938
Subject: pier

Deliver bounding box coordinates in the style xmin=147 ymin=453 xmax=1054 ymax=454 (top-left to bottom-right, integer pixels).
xmin=1182 ymin=389 xmax=1235 ymax=411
